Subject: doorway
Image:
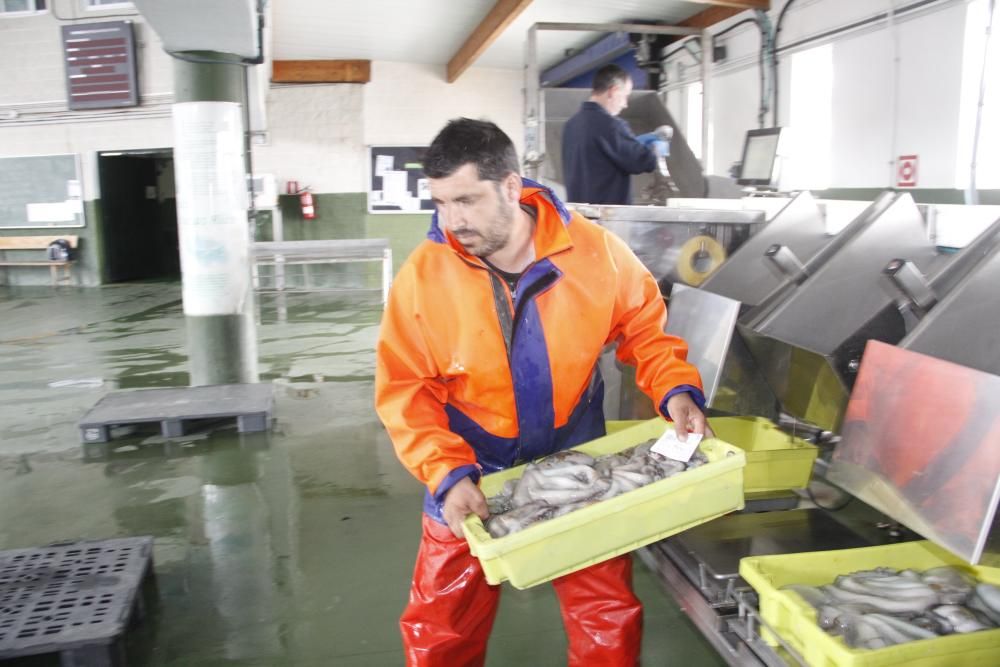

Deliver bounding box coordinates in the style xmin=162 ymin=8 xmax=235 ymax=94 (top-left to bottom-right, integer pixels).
xmin=98 ymin=149 xmax=180 ymax=283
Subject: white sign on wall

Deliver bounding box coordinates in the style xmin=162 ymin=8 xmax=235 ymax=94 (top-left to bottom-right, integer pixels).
xmin=172 ymin=102 xmax=250 ymax=316
xmin=897 ymin=154 xmax=919 ymax=188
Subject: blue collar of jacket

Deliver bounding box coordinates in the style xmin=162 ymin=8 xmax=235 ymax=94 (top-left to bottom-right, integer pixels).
xmin=426 ymin=177 xmax=571 ymax=244
xmin=581 ymin=100 xmax=611 ymax=116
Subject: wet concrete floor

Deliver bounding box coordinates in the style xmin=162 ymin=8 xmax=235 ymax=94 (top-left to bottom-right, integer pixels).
xmin=0 ymin=283 xmax=725 ymax=666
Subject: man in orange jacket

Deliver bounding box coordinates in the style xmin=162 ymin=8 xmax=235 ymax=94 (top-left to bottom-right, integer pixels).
xmin=375 ymin=118 xmax=708 ymax=667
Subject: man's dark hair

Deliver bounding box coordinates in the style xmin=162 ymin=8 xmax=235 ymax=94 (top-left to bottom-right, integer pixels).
xmin=423 ymin=118 xmax=520 ymax=182
xmin=592 ymin=64 xmax=630 ymax=94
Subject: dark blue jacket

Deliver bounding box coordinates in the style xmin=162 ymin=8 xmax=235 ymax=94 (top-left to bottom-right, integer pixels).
xmin=561 ymin=101 xmax=657 ymax=205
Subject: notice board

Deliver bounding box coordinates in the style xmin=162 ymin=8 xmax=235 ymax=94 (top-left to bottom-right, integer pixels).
xmin=0 ymin=154 xmax=85 ymax=229
xmin=368 ymin=146 xmax=434 ymax=214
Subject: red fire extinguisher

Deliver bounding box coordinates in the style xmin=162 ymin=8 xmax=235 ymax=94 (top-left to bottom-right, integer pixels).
xmin=299 ymin=186 xmax=315 ymax=220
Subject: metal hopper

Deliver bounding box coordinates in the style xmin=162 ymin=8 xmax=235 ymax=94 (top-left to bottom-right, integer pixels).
xmin=736 ymin=193 xmax=965 ymax=432
xmin=656 ymin=192 xmax=896 ymax=421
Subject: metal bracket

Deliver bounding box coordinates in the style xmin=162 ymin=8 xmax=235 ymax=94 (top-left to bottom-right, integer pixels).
xmin=883 ymin=257 xmax=937 ymax=312
xmin=764 ymin=243 xmax=809 ymax=282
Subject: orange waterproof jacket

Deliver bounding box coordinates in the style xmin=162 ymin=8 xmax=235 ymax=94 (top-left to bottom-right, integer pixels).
xmin=375 ymin=179 xmax=704 ymax=522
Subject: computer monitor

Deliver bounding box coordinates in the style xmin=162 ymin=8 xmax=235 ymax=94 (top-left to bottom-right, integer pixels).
xmin=737 ymin=128 xmax=783 ymax=187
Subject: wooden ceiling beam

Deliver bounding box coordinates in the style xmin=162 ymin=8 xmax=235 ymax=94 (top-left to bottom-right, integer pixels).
xmin=447 ymin=0 xmax=533 ymax=83
xmin=678 ymin=4 xmax=761 ymax=30
xmin=272 ymin=60 xmax=371 ymax=84
xmin=697 ymin=0 xmax=769 ymax=9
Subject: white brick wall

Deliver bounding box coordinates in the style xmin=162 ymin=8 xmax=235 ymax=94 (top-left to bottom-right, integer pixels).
xmin=251 ymin=61 xmax=524 ymax=194
xmin=364 ymin=61 xmax=523 ymax=158
xmin=0 ymin=12 xmax=71 ymax=106
xmin=0 ymin=118 xmax=173 ymax=200
xmin=251 ymin=84 xmax=367 ymax=194
xmin=0 ymin=11 xmax=174 ymax=106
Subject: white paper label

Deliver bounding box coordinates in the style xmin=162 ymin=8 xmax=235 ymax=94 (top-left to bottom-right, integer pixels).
xmin=375 ymin=154 xmax=394 ymax=176
xmin=651 ymin=428 xmax=703 ymax=462
xmin=26 ymin=202 xmax=75 ymax=223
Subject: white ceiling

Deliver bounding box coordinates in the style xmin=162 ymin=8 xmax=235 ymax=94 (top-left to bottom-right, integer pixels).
xmin=271 ymin=0 xmax=712 ymax=72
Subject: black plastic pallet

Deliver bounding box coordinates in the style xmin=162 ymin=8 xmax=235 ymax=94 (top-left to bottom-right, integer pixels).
xmin=0 ymin=536 xmax=154 ymax=667
xmin=78 ymin=384 xmax=274 ymax=456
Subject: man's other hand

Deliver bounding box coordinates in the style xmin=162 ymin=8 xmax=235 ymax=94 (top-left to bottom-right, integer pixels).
xmin=665 ymin=392 xmax=715 ymax=442
xmin=442 ymin=476 xmax=488 ymax=538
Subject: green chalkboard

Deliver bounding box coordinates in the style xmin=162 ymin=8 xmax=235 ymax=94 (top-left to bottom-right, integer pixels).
xmin=0 ymin=154 xmax=85 ymax=228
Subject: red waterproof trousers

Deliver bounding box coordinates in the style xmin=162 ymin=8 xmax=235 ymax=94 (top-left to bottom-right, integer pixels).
xmin=400 ymin=515 xmax=643 ymax=666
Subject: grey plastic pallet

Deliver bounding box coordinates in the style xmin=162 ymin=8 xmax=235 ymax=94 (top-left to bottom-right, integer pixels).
xmin=0 ymin=536 xmax=154 ymax=667
xmin=78 ymin=383 xmax=274 ymax=450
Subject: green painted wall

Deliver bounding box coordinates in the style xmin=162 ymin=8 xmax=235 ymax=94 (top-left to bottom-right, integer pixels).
xmin=251 ymin=193 xmax=430 ymax=291
xmin=0 ymin=200 xmax=104 ymax=287
xmin=1 ymin=192 xmax=431 ymax=289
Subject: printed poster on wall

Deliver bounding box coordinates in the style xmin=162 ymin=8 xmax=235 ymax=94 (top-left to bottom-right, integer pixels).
xmin=368 ymin=146 xmax=435 ymax=214
xmin=172 ymin=102 xmax=250 ymax=316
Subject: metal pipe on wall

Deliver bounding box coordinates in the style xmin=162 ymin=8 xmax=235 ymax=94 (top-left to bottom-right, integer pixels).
xmin=524 ymin=24 xmax=541 ymax=180
xmin=966 ymin=0 xmax=996 ymax=205
xmin=700 ymin=29 xmax=712 ymax=174
xmin=888 ymin=0 xmax=901 ymax=189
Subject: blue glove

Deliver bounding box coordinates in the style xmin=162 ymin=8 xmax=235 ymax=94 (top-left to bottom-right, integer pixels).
xmin=636 ymin=133 xmax=670 ymax=157
xmin=635 ymin=132 xmax=659 ymax=146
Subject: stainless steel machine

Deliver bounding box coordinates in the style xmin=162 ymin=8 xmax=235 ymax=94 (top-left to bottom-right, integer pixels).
xmin=610 ymin=191 xmax=900 ymax=421
xmin=825 ymin=214 xmax=1000 ymax=568
xmin=573 ymin=203 xmax=765 ymax=288
xmin=629 ymin=198 xmax=1000 ymax=666
xmin=580 ymin=203 xmax=766 ymax=421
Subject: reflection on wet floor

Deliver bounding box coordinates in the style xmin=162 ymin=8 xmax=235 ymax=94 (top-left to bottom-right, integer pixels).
xmin=0 ymin=283 xmax=724 ymax=666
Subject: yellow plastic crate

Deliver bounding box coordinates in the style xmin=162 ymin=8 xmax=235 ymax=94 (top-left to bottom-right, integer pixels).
xmin=609 ymin=417 xmax=817 ymax=493
xmin=463 ymin=418 xmax=746 ymax=589
xmin=740 ymin=541 xmax=1000 ymax=667
xmin=604 ymin=420 xmax=638 ymax=435
xmin=708 ymin=416 xmax=818 ymax=493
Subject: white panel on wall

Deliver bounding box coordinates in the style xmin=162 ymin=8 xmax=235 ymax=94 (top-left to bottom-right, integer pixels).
xmin=710 ymin=69 xmax=760 ymax=177
xmin=894 ymin=2 xmax=966 ymax=189
xmin=829 ymin=30 xmax=892 ymax=188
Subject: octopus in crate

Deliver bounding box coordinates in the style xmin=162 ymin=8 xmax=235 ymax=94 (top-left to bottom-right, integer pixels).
xmin=782 ymin=566 xmax=1000 ymax=650
xmin=483 ymin=439 xmax=708 ymax=538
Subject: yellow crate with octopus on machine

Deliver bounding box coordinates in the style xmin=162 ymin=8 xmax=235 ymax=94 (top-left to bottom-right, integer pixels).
xmin=739 ymin=540 xmax=1000 ymax=667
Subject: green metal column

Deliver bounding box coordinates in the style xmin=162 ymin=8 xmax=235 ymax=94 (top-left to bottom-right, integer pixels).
xmin=173 ymin=53 xmax=258 ymax=386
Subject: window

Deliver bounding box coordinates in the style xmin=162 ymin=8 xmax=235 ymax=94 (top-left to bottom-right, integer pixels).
xmin=685 ymin=82 xmax=704 ymax=161
xmin=0 ymin=0 xmax=46 ymax=13
xmin=784 ymin=44 xmax=834 ymax=191
xmin=955 ymin=0 xmax=1000 ymax=190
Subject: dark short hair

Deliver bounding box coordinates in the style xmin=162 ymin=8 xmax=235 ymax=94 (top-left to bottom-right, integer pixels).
xmin=423 ymin=118 xmax=520 ymax=182
xmin=592 ymin=64 xmax=630 ymax=94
